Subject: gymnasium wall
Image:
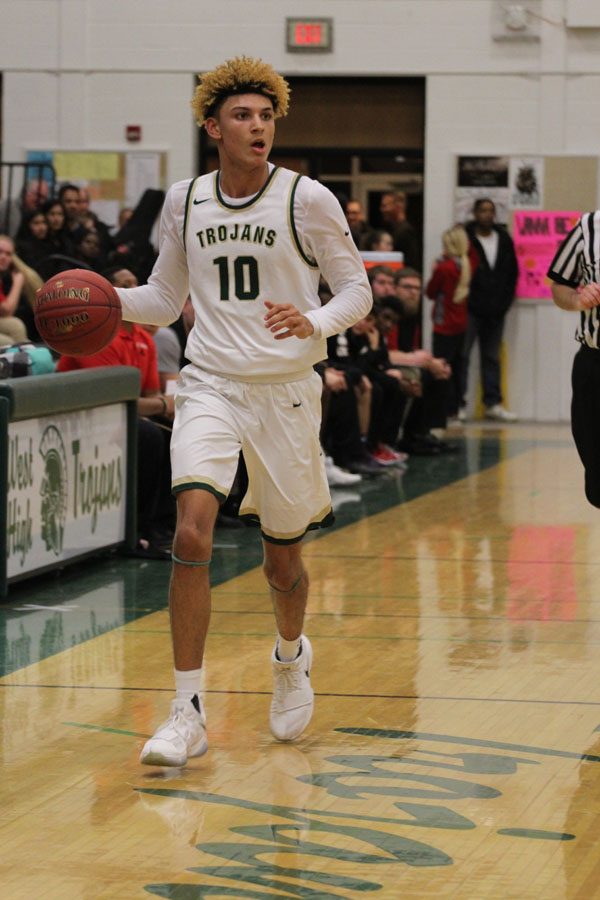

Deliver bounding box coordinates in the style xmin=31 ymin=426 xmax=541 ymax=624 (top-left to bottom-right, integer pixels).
xmin=2 ymin=0 xmax=600 ymax=420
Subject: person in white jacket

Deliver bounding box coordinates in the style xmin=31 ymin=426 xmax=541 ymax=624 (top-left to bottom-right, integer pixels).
xmin=114 ymin=56 xmax=372 ymax=767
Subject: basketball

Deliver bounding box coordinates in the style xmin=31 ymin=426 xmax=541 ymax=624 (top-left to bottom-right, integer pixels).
xmin=34 ymin=269 xmax=122 ymax=356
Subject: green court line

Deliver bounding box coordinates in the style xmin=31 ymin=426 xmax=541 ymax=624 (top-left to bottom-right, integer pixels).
xmin=497 ymin=828 xmax=575 ymax=840
xmin=62 ymin=721 xmax=148 ymax=737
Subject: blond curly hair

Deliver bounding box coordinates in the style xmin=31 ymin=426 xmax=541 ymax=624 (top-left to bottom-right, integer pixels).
xmin=191 ymin=56 xmax=290 ymax=126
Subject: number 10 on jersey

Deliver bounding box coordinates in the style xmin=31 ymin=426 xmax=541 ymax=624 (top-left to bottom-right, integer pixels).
xmin=213 ymin=256 xmax=260 ymax=301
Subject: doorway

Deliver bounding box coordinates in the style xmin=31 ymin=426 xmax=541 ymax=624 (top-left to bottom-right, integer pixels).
xmin=197 ymin=76 xmax=426 ymax=265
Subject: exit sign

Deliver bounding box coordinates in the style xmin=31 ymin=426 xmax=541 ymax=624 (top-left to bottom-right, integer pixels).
xmin=286 ymin=17 xmax=333 ymax=52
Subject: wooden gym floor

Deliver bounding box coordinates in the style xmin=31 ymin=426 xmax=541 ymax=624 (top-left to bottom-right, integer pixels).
xmin=2 ymin=422 xmax=600 ymax=899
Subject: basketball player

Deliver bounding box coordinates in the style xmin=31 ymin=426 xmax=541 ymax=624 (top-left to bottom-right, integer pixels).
xmin=114 ymin=57 xmax=372 ymax=766
xmin=548 ymin=211 xmax=600 ymax=507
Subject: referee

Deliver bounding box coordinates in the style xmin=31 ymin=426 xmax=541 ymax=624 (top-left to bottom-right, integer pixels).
xmin=548 ymin=211 xmax=600 ymax=506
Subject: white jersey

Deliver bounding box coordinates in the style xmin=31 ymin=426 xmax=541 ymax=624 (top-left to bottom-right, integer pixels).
xmin=184 ymin=167 xmax=319 ymax=379
xmin=116 ymin=166 xmax=371 ymax=382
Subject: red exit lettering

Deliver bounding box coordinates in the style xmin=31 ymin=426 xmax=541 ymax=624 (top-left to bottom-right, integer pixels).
xmin=295 ymin=22 xmax=322 ymax=45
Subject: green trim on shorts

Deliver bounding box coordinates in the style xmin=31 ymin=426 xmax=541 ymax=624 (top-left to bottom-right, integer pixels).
xmin=239 ymin=507 xmax=335 ymax=545
xmin=172 ymin=481 xmax=228 ymax=503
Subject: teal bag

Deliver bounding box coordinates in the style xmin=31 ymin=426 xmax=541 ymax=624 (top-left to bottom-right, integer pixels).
xmin=0 ymin=342 xmax=56 ymax=377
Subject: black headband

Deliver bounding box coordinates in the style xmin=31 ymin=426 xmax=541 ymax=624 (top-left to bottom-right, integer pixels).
xmin=205 ymin=85 xmax=277 ymax=119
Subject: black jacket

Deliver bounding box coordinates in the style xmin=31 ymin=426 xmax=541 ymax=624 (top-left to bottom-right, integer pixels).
xmin=466 ymin=222 xmax=518 ymax=318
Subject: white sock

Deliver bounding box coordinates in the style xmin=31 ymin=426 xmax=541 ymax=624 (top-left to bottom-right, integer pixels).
xmin=276 ymin=635 xmax=302 ymax=662
xmin=174 ymin=667 xmax=203 ymax=703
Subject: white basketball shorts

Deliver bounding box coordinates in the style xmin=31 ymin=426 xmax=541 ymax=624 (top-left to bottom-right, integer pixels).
xmin=171 ymin=366 xmax=333 ymax=543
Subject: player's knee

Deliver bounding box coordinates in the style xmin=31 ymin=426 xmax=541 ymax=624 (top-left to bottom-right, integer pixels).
xmin=173 ymin=521 xmax=213 ymax=562
xmin=263 ymin=554 xmax=306 ymax=593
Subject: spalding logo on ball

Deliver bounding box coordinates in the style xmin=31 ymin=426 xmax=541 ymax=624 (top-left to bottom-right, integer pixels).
xmin=34 ymin=269 xmax=122 ymax=357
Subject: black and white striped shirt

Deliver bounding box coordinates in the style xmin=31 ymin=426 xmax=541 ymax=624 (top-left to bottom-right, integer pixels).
xmin=548 ymin=211 xmax=600 ymax=348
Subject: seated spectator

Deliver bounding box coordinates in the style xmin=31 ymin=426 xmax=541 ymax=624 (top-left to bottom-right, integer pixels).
xmin=56 ymin=266 xmax=175 ymax=558
xmin=152 ymin=323 xmax=183 ymax=393
xmin=316 ymin=277 xmax=385 ymax=477
xmin=117 ymin=207 xmax=134 ymax=230
xmin=15 ymin=209 xmax=54 ymax=273
xmin=109 ymin=189 xmax=163 ymax=284
xmin=425 ymin=225 xmax=473 ymax=424
xmin=319 ymin=337 xmax=388 ymax=477
xmin=368 ymin=264 xmax=397 ymax=308
xmin=73 ymin=229 xmax=108 ymax=272
xmin=347 ymin=308 xmax=412 ymax=465
xmin=58 ymin=183 xmax=84 ymax=241
xmin=42 ymin=199 xmax=74 ymax=256
xmin=0 ymin=235 xmax=28 ymax=346
xmin=365 ymin=230 xmax=395 ymax=253
xmin=377 ymin=295 xmax=457 ymax=455
xmin=79 ymin=188 xmax=114 ymax=259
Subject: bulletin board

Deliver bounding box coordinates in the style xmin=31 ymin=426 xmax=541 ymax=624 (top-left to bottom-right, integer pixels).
xmin=455 ymin=154 xmax=599 ymax=300
xmin=25 ymin=149 xmax=167 ymax=227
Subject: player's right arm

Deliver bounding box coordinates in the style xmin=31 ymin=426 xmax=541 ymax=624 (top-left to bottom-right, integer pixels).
xmin=114 ymin=181 xmax=191 ymax=326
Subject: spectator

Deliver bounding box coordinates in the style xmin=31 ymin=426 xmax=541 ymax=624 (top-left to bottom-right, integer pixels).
xmin=426 ymin=225 xmax=473 ymax=423
xmin=56 ymin=266 xmax=176 ymax=557
xmin=42 ymin=199 xmax=74 ymax=256
xmin=393 ymin=267 xmax=423 ymax=350
xmin=366 ymin=230 xmax=395 ymax=253
xmin=322 ymin=332 xmax=388 ymax=476
xmin=379 ymin=190 xmax=420 ymax=267
xmin=109 ymin=188 xmax=162 ymax=284
xmin=73 ymin=229 xmax=107 ymax=272
xmin=117 ymin=207 xmax=134 ymax=230
xmin=20 ymin=178 xmax=50 ymax=215
xmin=15 ymin=209 xmax=54 ymax=273
xmin=368 ymin=265 xmax=397 ymax=306
xmin=462 ymin=197 xmax=519 ymax=422
xmin=381 ymin=278 xmax=456 ymax=454
xmin=79 ymin=187 xmax=114 ymax=257
xmin=347 ymin=306 xmax=411 ymax=465
xmin=0 ymin=235 xmax=28 ymax=346
xmin=58 ymin=184 xmax=84 ymax=239
xmin=345 ymin=198 xmax=375 ymax=250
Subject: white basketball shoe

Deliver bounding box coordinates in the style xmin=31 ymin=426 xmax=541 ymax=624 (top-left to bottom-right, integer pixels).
xmin=140 ymin=696 xmax=208 ymax=767
xmin=270 ymin=636 xmax=314 ymax=741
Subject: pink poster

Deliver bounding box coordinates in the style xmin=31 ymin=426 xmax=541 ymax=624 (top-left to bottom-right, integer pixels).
xmin=513 ymin=210 xmax=581 ymax=299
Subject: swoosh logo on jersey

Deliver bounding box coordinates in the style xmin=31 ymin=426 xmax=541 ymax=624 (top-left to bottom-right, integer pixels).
xmin=193 ymin=198 xmax=209 ymax=205
xmin=293 ymin=402 xmax=302 ymax=408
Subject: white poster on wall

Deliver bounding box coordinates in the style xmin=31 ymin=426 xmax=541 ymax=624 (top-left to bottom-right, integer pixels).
xmin=125 ymin=152 xmax=162 ymax=208
xmin=455 ymin=156 xmax=510 ymax=225
xmin=509 ymin=156 xmax=544 ymax=209
xmin=6 ymin=404 xmax=128 ymax=580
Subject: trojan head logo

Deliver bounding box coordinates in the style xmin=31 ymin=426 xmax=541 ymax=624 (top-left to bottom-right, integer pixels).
xmin=39 ymin=425 xmax=68 ymax=555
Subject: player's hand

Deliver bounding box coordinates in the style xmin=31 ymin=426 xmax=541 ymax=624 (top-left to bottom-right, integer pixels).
xmin=577 ymin=283 xmax=600 ymax=310
xmin=264 ymin=301 xmax=315 ymax=340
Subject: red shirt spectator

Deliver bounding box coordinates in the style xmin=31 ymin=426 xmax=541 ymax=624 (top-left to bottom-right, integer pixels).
xmin=426 ymin=256 xmax=469 ymax=336
xmin=56 ymin=322 xmax=160 ymax=393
